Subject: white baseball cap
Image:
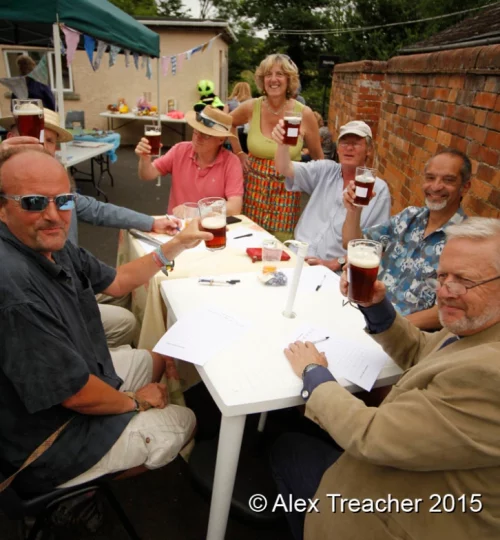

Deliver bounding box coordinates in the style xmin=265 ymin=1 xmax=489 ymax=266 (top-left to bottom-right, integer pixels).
xmin=338 ymin=120 xmax=372 ymax=143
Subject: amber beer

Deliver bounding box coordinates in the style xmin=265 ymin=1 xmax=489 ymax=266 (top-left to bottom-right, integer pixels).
xmin=283 ymin=113 xmax=302 ymax=146
xmin=347 ymin=240 xmax=382 ymax=303
xmin=201 ymin=216 xmax=226 ymax=250
xmin=145 ymin=126 xmax=161 ymax=156
xmin=354 ymin=175 xmax=375 ymax=206
xmin=13 ymin=100 xmax=44 ymax=140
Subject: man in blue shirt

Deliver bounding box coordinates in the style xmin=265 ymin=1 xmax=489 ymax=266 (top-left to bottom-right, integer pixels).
xmin=273 ymin=120 xmax=391 ymax=272
xmin=342 ymin=148 xmax=471 ymax=330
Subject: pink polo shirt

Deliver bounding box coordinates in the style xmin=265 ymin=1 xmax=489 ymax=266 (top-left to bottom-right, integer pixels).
xmin=153 ymin=142 xmax=244 ymax=213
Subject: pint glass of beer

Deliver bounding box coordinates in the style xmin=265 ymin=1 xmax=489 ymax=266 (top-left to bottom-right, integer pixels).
xmin=347 ymin=239 xmax=382 ymax=303
xmin=145 ymin=125 xmax=161 ymax=156
xmin=353 ymin=166 xmax=376 ymax=206
xmin=283 ymin=111 xmax=302 ymax=146
xmin=198 ymin=197 xmax=226 ymax=251
xmin=12 ymin=99 xmax=44 ymax=140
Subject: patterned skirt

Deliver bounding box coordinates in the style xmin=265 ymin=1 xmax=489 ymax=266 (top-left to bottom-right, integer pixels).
xmin=243 ymin=156 xmax=301 ymax=240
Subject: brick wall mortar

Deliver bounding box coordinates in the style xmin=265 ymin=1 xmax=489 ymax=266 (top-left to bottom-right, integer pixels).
xmin=328 ymin=44 xmax=500 ymax=219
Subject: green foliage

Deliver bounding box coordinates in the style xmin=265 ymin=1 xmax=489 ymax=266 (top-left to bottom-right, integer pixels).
xmin=107 ymin=0 xmax=157 ymax=16
xmin=157 ymin=0 xmax=191 ymax=17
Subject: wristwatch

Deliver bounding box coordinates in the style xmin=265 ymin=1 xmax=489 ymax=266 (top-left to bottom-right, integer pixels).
xmin=337 ymin=256 xmax=346 ymax=268
xmin=302 ymin=363 xmax=321 ymax=379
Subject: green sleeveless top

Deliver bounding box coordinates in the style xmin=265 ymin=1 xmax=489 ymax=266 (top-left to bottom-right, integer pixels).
xmin=247 ymin=97 xmax=304 ymax=161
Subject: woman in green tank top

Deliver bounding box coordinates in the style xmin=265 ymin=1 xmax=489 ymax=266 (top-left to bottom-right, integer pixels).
xmin=230 ymin=54 xmax=323 ymax=242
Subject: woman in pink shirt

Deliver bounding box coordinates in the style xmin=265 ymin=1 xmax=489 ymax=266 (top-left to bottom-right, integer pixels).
xmin=135 ymin=107 xmax=244 ymax=216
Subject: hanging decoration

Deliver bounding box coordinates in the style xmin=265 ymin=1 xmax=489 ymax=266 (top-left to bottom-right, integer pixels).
xmin=124 ymin=50 xmax=131 ymax=68
xmin=146 ymin=57 xmax=152 ymax=79
xmin=133 ymin=52 xmax=139 ymax=70
xmin=61 ymin=25 xmax=81 ymax=67
xmin=161 ymin=56 xmax=169 ymax=77
xmin=93 ymin=40 xmax=107 ymax=70
xmin=84 ymin=35 xmax=96 ymax=70
xmin=109 ymin=45 xmax=121 ymax=67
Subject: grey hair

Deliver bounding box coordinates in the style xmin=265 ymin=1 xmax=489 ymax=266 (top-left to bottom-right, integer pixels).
xmin=365 ymin=136 xmax=373 ymax=150
xmin=446 ymin=217 xmax=500 ymax=272
xmin=424 ymin=148 xmax=472 ymax=185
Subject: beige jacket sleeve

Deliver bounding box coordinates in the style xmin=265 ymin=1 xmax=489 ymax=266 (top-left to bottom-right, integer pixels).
xmin=306 ymin=318 xmax=500 ymax=471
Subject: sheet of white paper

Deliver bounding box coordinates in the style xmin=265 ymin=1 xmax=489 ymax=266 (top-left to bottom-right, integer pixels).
xmin=282 ymin=267 xmax=340 ymax=294
xmin=226 ymin=227 xmax=274 ymax=249
xmin=153 ymin=305 xmax=251 ymax=366
xmin=287 ymin=324 xmax=389 ymax=391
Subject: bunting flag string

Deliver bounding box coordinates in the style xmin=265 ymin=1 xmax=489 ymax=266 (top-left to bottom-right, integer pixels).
xmin=57 ymin=25 xmax=221 ymax=79
xmin=30 ymin=55 xmax=50 ymax=86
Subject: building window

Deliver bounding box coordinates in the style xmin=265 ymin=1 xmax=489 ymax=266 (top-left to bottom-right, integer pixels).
xmin=3 ymin=49 xmax=73 ymax=93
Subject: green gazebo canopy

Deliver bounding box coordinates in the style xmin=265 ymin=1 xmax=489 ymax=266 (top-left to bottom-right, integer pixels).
xmin=0 ymin=0 xmax=160 ymax=57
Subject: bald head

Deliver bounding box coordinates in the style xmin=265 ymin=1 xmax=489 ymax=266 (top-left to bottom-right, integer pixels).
xmin=0 ymin=149 xmax=69 ymax=195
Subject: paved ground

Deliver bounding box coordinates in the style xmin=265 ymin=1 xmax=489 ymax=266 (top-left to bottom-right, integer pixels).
xmin=0 ymin=146 xmax=298 ymax=540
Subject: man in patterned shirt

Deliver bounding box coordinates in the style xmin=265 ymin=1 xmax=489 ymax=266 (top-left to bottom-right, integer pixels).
xmin=342 ymin=148 xmax=471 ymax=330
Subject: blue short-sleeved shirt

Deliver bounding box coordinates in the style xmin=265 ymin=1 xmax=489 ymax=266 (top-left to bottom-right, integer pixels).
xmin=363 ymin=206 xmax=466 ymax=315
xmin=0 ymin=223 xmax=133 ymax=495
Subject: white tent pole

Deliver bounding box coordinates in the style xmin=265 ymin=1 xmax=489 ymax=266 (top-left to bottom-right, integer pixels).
xmin=156 ymin=57 xmax=161 ymax=187
xmin=52 ymin=21 xmax=67 ymax=162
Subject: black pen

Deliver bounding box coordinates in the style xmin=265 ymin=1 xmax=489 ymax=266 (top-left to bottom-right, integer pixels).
xmin=315 ymin=275 xmax=326 ymax=292
xmin=311 ymin=336 xmax=330 ymax=345
xmin=198 ymin=278 xmax=241 ymax=286
xmin=233 ymin=233 xmax=253 ymax=239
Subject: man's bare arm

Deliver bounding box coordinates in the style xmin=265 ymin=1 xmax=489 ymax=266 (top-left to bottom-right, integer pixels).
xmin=226 ymin=196 xmax=243 ymax=216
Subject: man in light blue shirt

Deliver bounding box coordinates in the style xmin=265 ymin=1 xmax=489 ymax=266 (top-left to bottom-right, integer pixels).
xmin=273 ymin=120 xmax=391 ymax=273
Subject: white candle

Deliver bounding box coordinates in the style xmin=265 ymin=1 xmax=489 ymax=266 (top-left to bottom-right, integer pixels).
xmin=283 ymin=240 xmax=309 ymax=318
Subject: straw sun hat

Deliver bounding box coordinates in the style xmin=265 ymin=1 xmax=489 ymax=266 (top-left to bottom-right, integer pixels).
xmin=185 ymin=106 xmax=236 ymax=139
xmin=0 ymin=108 xmax=73 ymax=143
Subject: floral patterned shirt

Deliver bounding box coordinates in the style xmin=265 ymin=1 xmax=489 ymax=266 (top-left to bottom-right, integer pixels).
xmin=363 ymin=206 xmax=466 ymax=316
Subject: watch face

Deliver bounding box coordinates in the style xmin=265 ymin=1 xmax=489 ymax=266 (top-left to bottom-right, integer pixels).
xmin=338 ymin=257 xmax=346 ymax=265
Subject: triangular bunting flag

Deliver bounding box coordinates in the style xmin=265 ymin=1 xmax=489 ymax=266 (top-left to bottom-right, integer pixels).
xmin=206 ymin=37 xmax=215 ymax=52
xmin=0 ymin=77 xmax=28 ymax=100
xmin=170 ymin=55 xmax=177 ymax=76
xmin=93 ymin=40 xmax=107 ymax=70
xmin=146 ymin=57 xmax=152 ymax=79
xmin=191 ymin=45 xmax=202 ymax=55
xmin=84 ymin=35 xmax=96 ymax=70
xmin=161 ymin=56 xmax=169 ymax=76
xmin=30 ymin=55 xmax=50 ymax=85
xmin=141 ymin=55 xmax=146 ymax=69
xmin=109 ymin=45 xmax=120 ymax=67
xmin=186 ymin=50 xmax=192 ymax=61
xmin=61 ymin=25 xmax=80 ymax=67
xmin=133 ymin=52 xmax=139 ymax=70
xmin=201 ymin=42 xmax=208 ymax=53
xmin=124 ymin=49 xmax=130 ymax=68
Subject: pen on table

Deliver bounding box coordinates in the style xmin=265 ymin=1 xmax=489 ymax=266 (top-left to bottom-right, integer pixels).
xmin=165 ymin=214 xmax=181 ymax=232
xmin=315 ymin=275 xmax=327 ymax=292
xmin=198 ymin=278 xmax=241 ymax=286
xmin=311 ymin=336 xmax=330 ymax=345
xmin=233 ymin=233 xmax=253 ymax=240
xmin=129 ymin=229 xmax=162 ymax=247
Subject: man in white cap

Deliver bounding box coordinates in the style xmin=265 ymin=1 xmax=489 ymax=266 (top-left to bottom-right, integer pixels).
xmin=136 ymin=106 xmax=244 ymax=216
xmin=273 ymin=119 xmax=390 ymax=272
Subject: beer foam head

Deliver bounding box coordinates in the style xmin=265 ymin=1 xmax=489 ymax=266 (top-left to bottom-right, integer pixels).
xmin=202 ymin=216 xmax=226 ymax=229
xmin=16 ymin=103 xmax=43 ymax=115
xmin=349 ymin=246 xmax=380 ymax=269
xmin=355 ymin=174 xmax=375 ymax=184
xmin=284 ymin=116 xmax=301 ymax=124
xmin=145 ymin=129 xmax=160 ymax=136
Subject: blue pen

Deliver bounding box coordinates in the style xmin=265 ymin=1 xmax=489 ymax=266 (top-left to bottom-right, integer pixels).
xmin=166 ymin=214 xmax=181 ymax=232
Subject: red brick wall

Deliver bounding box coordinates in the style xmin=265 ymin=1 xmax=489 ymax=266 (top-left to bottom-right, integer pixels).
xmin=329 ymin=45 xmax=500 ymax=218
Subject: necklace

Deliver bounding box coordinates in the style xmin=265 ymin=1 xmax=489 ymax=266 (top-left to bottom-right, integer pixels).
xmin=264 ymin=98 xmax=287 ymax=116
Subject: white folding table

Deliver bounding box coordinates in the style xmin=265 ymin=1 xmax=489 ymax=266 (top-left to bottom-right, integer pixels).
xmin=58 ymin=141 xmax=114 ymax=201
xmin=100 ymin=112 xmax=188 ymax=142
xmin=160 ymin=265 xmax=403 ymax=540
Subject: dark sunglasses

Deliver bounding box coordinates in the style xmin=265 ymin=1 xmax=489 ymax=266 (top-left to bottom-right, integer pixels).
xmin=195 ymin=112 xmax=230 ymax=134
xmin=0 ymin=193 xmax=76 ymax=212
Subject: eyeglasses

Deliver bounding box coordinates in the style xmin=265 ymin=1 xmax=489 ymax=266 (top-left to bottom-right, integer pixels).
xmin=427 ymin=274 xmax=500 ymax=296
xmin=0 ymin=193 xmax=76 ymax=212
xmin=195 ymin=112 xmax=230 ymax=135
xmin=338 ymin=140 xmax=364 ymax=149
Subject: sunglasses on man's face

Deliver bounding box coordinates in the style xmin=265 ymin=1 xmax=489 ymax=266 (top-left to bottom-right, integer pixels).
xmin=0 ymin=193 xmax=76 ymax=212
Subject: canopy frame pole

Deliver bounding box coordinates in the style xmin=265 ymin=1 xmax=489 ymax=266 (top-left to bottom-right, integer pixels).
xmin=156 ymin=56 xmax=161 ymax=187
xmin=52 ymin=20 xmax=67 ymax=162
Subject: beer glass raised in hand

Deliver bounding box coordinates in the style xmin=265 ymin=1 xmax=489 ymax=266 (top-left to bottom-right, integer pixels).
xmin=12 ymin=99 xmax=44 ymax=140
xmin=347 ymin=239 xmax=382 ymax=303
xmin=354 ymin=166 xmax=376 ymax=206
xmin=283 ymin=110 xmax=302 ymax=146
xmin=198 ymin=197 xmax=226 ymax=251
xmin=144 ymin=125 xmax=161 ymax=156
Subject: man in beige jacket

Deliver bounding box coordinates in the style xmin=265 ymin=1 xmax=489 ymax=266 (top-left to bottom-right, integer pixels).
xmin=272 ymin=216 xmax=500 ymax=540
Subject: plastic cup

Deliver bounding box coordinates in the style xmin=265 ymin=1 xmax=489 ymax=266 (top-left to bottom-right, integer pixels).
xmin=347 ymin=239 xmax=382 ymax=303
xmin=145 ymin=124 xmax=161 ymax=156
xmin=12 ymin=99 xmax=44 ymax=141
xmin=199 ymin=197 xmax=226 ymax=251
xmin=354 ymin=166 xmax=376 ymax=206
xmin=262 ymin=238 xmax=282 ymax=274
xmin=183 ymin=202 xmax=199 ymax=225
xmin=283 ymin=110 xmax=302 ymax=146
